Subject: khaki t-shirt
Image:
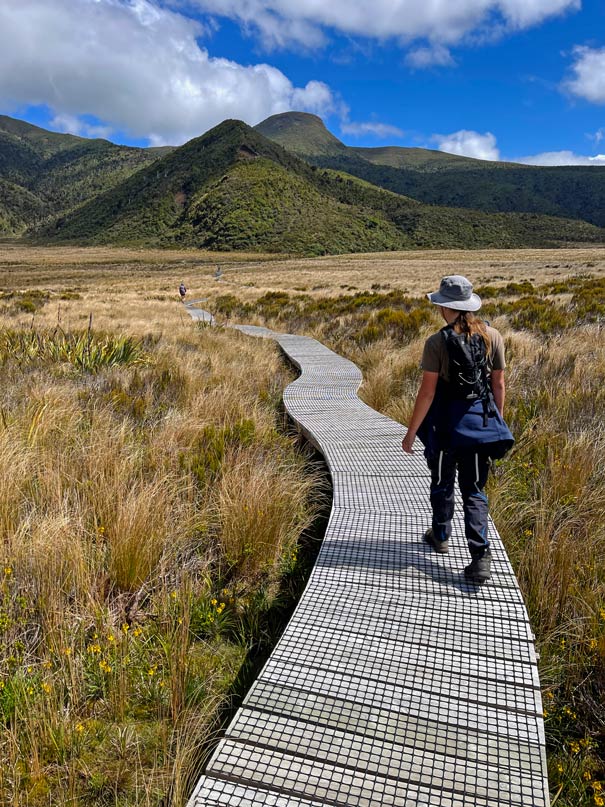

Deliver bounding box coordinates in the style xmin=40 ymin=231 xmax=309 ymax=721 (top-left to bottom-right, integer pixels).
xmin=421 ymin=325 xmax=505 ymax=381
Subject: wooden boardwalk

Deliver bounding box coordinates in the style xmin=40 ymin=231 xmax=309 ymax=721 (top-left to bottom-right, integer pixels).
xmin=186 ymin=319 xmax=550 ymax=807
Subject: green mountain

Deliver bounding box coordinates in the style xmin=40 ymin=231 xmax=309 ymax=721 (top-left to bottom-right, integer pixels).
xmin=0 ymin=178 xmax=48 ymax=235
xmin=40 ymin=119 xmax=605 ymax=253
xmin=0 ymin=116 xmax=170 ymax=235
xmin=255 ymin=112 xmax=605 ymax=227
xmin=1 ymin=113 xmax=604 ymax=253
xmin=41 ymin=119 xmax=407 ymax=251
xmin=255 ymin=112 xmax=349 ymax=158
xmin=255 ymin=112 xmax=501 ymax=170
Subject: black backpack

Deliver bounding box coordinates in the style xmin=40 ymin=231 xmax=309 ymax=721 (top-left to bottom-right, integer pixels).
xmin=441 ymin=324 xmax=490 ymax=402
xmin=417 ymin=324 xmax=514 ymax=459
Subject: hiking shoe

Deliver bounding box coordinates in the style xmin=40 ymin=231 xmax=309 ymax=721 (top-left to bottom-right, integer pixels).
xmin=464 ymin=551 xmax=492 ymax=583
xmin=424 ymin=528 xmax=449 ymax=554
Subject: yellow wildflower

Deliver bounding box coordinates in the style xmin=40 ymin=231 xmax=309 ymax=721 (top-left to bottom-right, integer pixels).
xmin=4 ymin=566 xmax=12 ymax=576
xmin=75 ymin=723 xmax=84 ymax=734
xmin=41 ymin=682 xmax=51 ymax=694
xmin=121 ymin=623 xmax=129 ymax=634
xmin=133 ymin=627 xmax=142 ymax=637
xmin=595 ymin=796 xmax=604 ymax=807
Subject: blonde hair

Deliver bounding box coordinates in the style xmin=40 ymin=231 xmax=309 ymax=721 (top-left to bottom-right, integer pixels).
xmin=453 ymin=311 xmax=491 ymax=353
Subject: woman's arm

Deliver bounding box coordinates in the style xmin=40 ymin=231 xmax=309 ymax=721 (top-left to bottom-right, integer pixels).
xmin=401 ymin=371 xmax=439 ymax=454
xmin=490 ymin=369 xmax=505 ymax=416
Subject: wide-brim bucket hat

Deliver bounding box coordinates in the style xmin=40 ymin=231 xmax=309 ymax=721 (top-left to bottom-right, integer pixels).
xmin=427 ymin=275 xmax=481 ymax=311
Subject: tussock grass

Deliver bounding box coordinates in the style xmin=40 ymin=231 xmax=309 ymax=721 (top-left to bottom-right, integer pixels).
xmin=2 ymin=245 xmax=605 ymax=806
xmin=227 ymin=267 xmax=605 ymax=807
xmin=216 ymin=451 xmax=315 ymax=578
xmin=0 ymin=279 xmax=319 ymax=805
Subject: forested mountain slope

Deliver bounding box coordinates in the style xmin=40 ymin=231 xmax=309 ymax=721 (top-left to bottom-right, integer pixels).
xmin=256 ymin=112 xmax=605 ymax=227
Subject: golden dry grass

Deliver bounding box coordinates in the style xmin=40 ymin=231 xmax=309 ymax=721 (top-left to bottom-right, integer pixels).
xmin=2 ymin=245 xmax=605 ymax=805
xmin=0 ymin=249 xmax=323 ymax=806
xmin=3 ymin=243 xmax=605 ymax=303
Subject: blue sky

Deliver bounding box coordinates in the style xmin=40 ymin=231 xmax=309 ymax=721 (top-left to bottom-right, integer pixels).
xmin=1 ymin=0 xmax=605 ymax=165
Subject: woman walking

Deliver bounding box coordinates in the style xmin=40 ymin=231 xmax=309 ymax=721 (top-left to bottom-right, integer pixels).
xmin=401 ymin=275 xmax=513 ymax=583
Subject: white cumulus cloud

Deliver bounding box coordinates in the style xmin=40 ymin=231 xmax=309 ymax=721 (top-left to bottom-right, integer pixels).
xmin=564 ymin=45 xmax=605 ymax=104
xmin=0 ymin=0 xmax=337 ymax=145
xmin=340 ymin=121 xmax=405 ymax=138
xmin=515 ymin=151 xmax=605 ymax=166
xmin=432 ymin=130 xmax=501 ymax=160
xmin=49 ymin=113 xmax=114 ymax=140
xmin=432 ymin=129 xmax=605 ymax=165
xmin=405 ymin=44 xmax=455 ymax=69
xmin=188 ymin=0 xmax=580 ymax=52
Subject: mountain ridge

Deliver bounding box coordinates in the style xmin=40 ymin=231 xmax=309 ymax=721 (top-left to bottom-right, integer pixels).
xmin=255 ymin=111 xmax=605 ymax=227
xmin=37 ymin=118 xmax=605 ymax=252
xmin=0 ymin=115 xmax=170 ymax=235
xmin=1 ymin=112 xmax=605 ymax=253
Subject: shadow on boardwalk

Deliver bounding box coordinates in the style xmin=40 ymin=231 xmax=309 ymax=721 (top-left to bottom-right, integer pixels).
xmin=315 ymin=535 xmax=491 ymax=596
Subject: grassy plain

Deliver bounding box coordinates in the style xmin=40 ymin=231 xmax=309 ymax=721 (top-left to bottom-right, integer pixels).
xmin=1 ymin=244 xmax=605 ymax=806
xmin=0 ymin=244 xmax=322 ymax=805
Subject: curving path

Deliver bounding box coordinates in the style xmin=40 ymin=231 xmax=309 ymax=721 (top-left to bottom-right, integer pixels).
xmin=185 ymin=300 xmax=215 ymax=323
xmin=185 ymin=314 xmax=550 ymax=807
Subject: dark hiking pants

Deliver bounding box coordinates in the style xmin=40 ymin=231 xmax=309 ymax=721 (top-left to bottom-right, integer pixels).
xmin=426 ymin=449 xmax=491 ymax=559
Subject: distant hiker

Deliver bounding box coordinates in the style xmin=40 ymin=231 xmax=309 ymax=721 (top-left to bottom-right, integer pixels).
xmin=179 ymin=282 xmax=187 ymax=302
xmin=401 ymin=275 xmax=514 ymax=583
